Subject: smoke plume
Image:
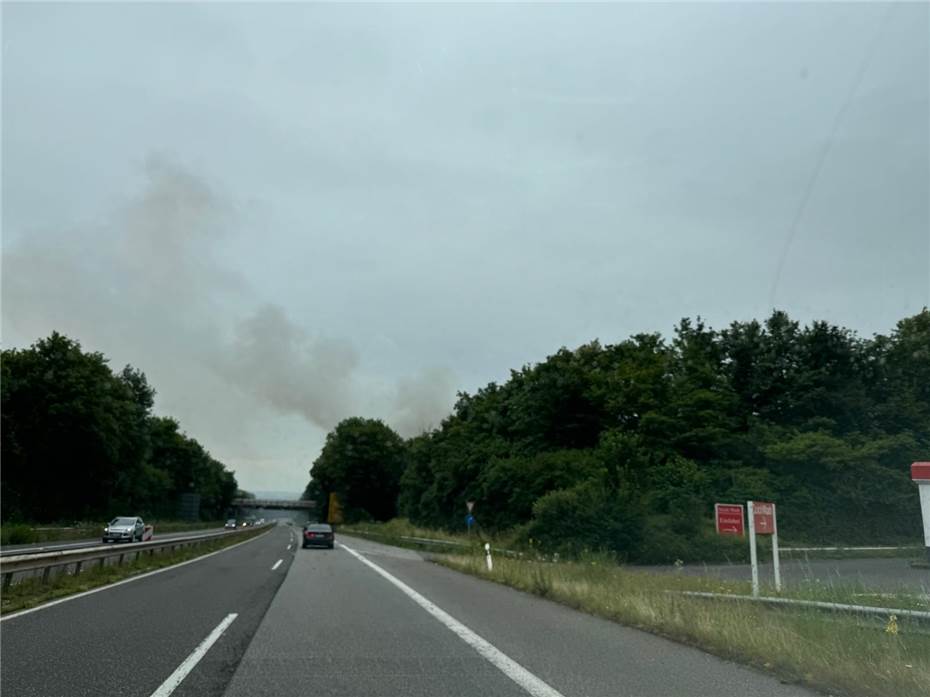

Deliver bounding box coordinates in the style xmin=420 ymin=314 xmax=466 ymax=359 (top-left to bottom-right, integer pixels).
xmin=2 ymin=157 xmax=456 ymax=478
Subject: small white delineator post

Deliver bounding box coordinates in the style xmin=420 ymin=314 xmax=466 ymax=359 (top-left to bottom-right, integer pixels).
xmin=748 ymin=501 xmax=760 ymax=598
xmin=485 ymin=542 xmax=493 ymax=572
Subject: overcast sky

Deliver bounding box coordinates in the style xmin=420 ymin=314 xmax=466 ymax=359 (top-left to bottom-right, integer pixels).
xmin=3 ymin=2 xmax=928 ymax=495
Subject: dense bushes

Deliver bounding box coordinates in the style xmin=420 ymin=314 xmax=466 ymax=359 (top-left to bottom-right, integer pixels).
xmin=634 ymin=517 xmax=754 ymax=564
xmin=524 ymin=481 xmax=643 ymax=560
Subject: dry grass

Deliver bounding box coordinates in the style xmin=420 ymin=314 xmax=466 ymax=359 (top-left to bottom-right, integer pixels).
xmin=438 ymin=554 xmax=930 ymax=697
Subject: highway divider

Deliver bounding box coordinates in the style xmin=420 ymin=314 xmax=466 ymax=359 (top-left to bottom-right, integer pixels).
xmin=0 ymin=523 xmax=275 ymax=589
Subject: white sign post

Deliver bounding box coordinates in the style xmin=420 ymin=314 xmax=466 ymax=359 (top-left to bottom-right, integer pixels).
xmin=747 ymin=500 xmax=780 ymax=597
xmin=771 ymin=507 xmax=781 ymax=593
xmin=748 ymin=501 xmax=760 ymax=597
xmin=484 ymin=542 xmax=493 ymax=572
xmin=912 ymin=463 xmax=930 ymax=565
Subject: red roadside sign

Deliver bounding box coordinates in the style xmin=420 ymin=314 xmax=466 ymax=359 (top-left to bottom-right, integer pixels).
xmin=912 ymin=462 xmax=930 ymax=482
xmin=715 ymin=503 xmax=745 ymax=536
xmin=751 ymin=501 xmax=776 ymax=535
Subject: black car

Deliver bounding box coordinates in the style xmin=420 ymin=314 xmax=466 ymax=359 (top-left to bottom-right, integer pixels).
xmin=302 ymin=523 xmax=335 ymax=549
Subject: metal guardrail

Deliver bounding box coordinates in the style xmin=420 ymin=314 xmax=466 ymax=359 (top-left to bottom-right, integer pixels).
xmin=675 ymin=590 xmax=930 ymax=624
xmin=780 ymin=545 xmax=921 ymax=552
xmin=400 ymin=535 xmax=468 ymax=547
xmin=232 ymin=498 xmax=315 ymax=509
xmin=0 ymin=523 xmax=274 ymax=589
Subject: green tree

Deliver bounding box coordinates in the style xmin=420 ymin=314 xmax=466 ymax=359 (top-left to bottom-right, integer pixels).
xmin=146 ymin=416 xmax=237 ymax=519
xmin=309 ymin=417 xmax=407 ymax=522
xmin=1 ymin=333 xmax=147 ymax=520
xmin=317 ymin=309 xmax=929 ymax=552
xmin=525 ymin=481 xmax=644 ymax=559
xmin=476 ymin=449 xmax=603 ymax=530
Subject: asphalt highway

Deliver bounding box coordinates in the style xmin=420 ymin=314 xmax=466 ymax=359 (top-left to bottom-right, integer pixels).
xmin=223 ymin=534 xmax=815 ymax=697
xmin=0 ymin=524 xmax=295 ymax=697
xmin=2 ymin=527 xmax=818 ymax=697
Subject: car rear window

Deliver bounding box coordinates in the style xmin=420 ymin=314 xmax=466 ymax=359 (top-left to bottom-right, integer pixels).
xmin=306 ymin=524 xmax=332 ymax=532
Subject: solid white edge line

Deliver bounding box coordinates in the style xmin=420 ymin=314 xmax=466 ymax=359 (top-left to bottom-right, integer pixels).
xmin=339 ymin=542 xmax=566 ymax=697
xmin=271 ymin=559 xmax=283 ymax=571
xmin=1 ymin=528 xmax=275 ymax=622
xmin=149 ymin=612 xmax=238 ymax=697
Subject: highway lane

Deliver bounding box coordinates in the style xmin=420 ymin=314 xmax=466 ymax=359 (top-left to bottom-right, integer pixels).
xmin=0 ymin=527 xmax=233 ymax=557
xmin=224 ymin=534 xmax=816 ymax=697
xmin=0 ymin=524 xmax=296 ymax=697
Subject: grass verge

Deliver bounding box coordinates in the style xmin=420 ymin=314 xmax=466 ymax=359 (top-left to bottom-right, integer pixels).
xmin=435 ymin=553 xmax=930 ymax=697
xmin=0 ymin=526 xmax=269 ymax=616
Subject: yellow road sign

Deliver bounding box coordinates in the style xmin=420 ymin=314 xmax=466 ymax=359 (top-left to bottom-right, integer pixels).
xmin=327 ymin=493 xmax=344 ymax=524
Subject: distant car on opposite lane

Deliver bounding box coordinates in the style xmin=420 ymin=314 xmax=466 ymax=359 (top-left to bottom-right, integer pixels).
xmin=225 ymin=519 xmax=238 ymax=529
xmin=103 ymin=516 xmax=144 ymax=543
xmin=302 ymin=523 xmax=335 ymax=549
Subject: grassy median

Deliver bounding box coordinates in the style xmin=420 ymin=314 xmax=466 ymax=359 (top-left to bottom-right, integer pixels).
xmin=436 ymin=553 xmax=930 ymax=697
xmin=0 ymin=526 xmax=269 ymax=616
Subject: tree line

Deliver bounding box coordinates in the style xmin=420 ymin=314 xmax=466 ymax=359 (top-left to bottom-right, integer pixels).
xmin=1 ymin=332 xmax=239 ymax=522
xmin=305 ymin=310 xmax=929 ymax=561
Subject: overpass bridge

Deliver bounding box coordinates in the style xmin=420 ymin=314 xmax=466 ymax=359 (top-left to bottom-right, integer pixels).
xmin=231 ymin=499 xmax=316 ymax=510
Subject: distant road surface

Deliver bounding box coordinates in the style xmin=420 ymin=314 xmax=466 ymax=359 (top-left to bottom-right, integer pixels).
xmin=3 ymin=529 xmax=817 ymax=697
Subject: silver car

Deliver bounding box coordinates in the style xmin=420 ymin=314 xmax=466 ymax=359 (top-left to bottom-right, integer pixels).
xmin=103 ymin=516 xmax=144 ymax=543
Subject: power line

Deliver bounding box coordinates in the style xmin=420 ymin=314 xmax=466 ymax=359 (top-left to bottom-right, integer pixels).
xmin=768 ymin=2 xmax=898 ymax=309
